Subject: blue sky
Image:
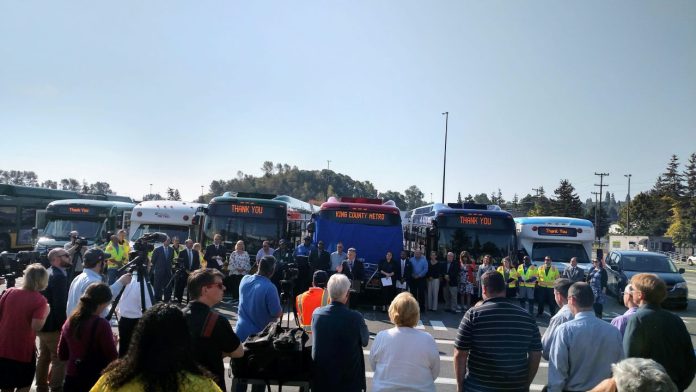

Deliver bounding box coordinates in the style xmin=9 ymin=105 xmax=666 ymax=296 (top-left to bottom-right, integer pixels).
xmin=1 ymin=1 xmax=694 ymax=203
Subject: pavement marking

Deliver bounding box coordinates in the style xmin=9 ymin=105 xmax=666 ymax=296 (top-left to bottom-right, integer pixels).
xmin=416 ymin=320 xmax=425 ymax=329
xmin=430 ymin=320 xmax=448 ymax=331
xmin=365 ymin=372 xmax=546 ymax=390
xmin=681 ymin=318 xmax=690 ymax=324
xmin=435 ymin=338 xmax=455 ymax=345
xmin=363 ymin=350 xmax=454 ymax=361
xmin=610 ymin=312 xmax=621 ymax=317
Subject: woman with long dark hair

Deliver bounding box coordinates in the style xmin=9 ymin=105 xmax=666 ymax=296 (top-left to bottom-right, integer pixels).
xmin=58 ymin=282 xmax=117 ymax=392
xmin=91 ymin=303 xmax=221 ymax=392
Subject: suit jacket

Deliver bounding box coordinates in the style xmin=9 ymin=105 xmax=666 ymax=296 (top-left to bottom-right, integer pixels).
xmin=308 ymin=249 xmax=331 ymax=272
xmin=443 ymin=260 xmax=460 ymax=286
xmin=204 ymin=244 xmax=226 ymax=271
xmin=624 ymin=304 xmax=696 ymax=391
xmin=311 ymin=302 xmax=369 ymax=392
xmin=562 ymin=265 xmax=584 ymax=282
xmin=151 ymin=245 xmax=174 ymax=277
xmin=40 ymin=266 xmax=68 ymax=332
xmin=179 ymin=248 xmax=200 ymax=271
xmin=340 ymin=259 xmax=365 ymax=281
xmin=394 ymin=259 xmax=413 ymax=283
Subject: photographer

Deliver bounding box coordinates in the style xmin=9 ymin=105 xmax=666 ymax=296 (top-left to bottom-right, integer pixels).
xmin=173 ymin=239 xmax=199 ymax=304
xmin=272 ymin=239 xmax=294 ymax=294
xmin=64 ymin=231 xmax=87 ymax=277
xmin=116 ymin=270 xmax=154 ymax=357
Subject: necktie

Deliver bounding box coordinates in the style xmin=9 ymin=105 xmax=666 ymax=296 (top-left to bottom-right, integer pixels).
xmin=188 ymin=249 xmax=193 ymax=268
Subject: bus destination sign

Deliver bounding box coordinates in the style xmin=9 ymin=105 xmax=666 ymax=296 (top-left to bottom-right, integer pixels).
xmin=335 ymin=210 xmax=386 ymax=222
xmin=538 ymin=226 xmax=577 ymax=237
xmin=441 ymin=214 xmax=510 ymax=230
xmin=321 ymin=209 xmax=400 ymax=226
xmin=52 ymin=205 xmax=101 ymax=216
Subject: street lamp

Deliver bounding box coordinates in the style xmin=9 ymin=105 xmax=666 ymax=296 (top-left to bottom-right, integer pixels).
xmin=441 ymin=112 xmax=449 ymax=203
xmin=624 ymin=174 xmax=632 ymax=235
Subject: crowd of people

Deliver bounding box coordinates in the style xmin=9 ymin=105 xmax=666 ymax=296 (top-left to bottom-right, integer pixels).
xmin=0 ymin=232 xmax=694 ymax=392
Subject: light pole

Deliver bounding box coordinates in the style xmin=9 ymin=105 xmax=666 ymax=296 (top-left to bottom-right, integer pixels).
xmin=149 ymin=183 xmax=152 ymax=196
xmin=624 ymin=174 xmax=632 ymax=235
xmin=201 ymin=185 xmax=204 ymax=196
xmin=327 ymin=160 xmax=331 ymax=170
xmin=441 ymin=112 xmax=449 ymax=203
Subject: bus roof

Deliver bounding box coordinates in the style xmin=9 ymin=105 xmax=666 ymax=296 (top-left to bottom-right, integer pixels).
xmin=273 ymin=195 xmax=320 ymax=213
xmin=514 ymin=216 xmax=594 ymax=227
xmin=410 ymin=203 xmax=511 ymax=217
xmin=0 ymin=184 xmax=134 ymax=203
xmin=47 ymin=199 xmax=135 ymax=209
xmin=132 ymin=200 xmax=204 ymax=224
xmin=320 ymin=196 xmax=401 ymax=214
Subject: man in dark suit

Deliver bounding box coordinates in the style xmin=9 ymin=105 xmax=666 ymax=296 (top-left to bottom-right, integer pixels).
xmin=562 ymin=257 xmax=584 ymax=283
xmin=204 ymin=234 xmax=226 ymax=271
xmin=308 ymin=240 xmax=331 ymax=272
xmin=624 ymin=273 xmax=696 ymax=391
xmin=151 ymin=236 xmax=174 ymax=302
xmin=36 ymin=249 xmax=70 ymax=392
xmin=337 ymin=247 xmax=365 ymax=282
xmin=395 ymin=250 xmax=413 ymax=293
xmin=312 ymin=274 xmax=369 ymax=392
xmin=174 ymin=239 xmax=200 ymax=303
xmin=442 ymin=251 xmax=461 ymax=312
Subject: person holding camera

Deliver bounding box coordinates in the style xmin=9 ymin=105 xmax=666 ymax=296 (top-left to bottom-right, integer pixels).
xmin=272 ymin=239 xmax=294 ymax=293
xmin=66 ymin=249 xmax=132 ymax=317
xmin=64 ymin=231 xmax=87 ymax=278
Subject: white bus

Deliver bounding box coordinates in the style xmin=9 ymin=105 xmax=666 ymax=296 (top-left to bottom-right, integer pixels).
xmin=129 ymin=200 xmax=204 ymax=244
xmin=514 ymin=216 xmax=594 ymax=274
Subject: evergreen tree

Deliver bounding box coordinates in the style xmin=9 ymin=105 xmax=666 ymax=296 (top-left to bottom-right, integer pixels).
xmin=464 ymin=194 xmax=474 ymax=203
xmin=684 ymin=153 xmax=696 ymax=199
xmin=473 ymin=193 xmax=491 ymax=205
xmin=657 ymin=154 xmax=685 ymax=198
xmin=551 ymin=179 xmax=584 ymax=217
xmin=457 ymin=192 xmax=463 ymax=204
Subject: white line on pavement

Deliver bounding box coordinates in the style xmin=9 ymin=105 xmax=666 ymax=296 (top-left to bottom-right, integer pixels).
xmin=430 ymin=320 xmax=448 ymax=331
xmin=416 ymin=320 xmax=425 ymax=329
xmin=365 ymin=372 xmax=546 ymax=390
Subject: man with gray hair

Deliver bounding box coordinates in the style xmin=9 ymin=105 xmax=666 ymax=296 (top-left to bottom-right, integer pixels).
xmin=312 ymin=274 xmax=369 ymax=391
xmin=610 ymin=283 xmax=638 ymax=337
xmin=589 ymin=358 xmax=677 ymax=392
xmin=547 ymin=282 xmax=624 ymax=392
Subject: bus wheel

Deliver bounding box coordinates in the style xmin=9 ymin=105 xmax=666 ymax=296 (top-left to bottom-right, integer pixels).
xmin=0 ymin=235 xmax=9 ymax=253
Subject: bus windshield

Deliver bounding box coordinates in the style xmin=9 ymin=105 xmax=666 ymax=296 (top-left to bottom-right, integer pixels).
xmin=531 ymin=243 xmax=590 ymax=263
xmin=130 ymin=224 xmax=190 ymax=242
xmin=204 ymin=216 xmax=284 ymax=256
xmin=43 ymin=219 xmax=103 ymax=241
xmin=437 ymin=228 xmax=516 ymax=262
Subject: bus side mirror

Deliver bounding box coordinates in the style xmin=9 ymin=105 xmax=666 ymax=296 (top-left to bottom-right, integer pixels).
xmin=191 ymin=216 xmax=200 ymax=225
xmin=307 ymin=222 xmax=315 ymax=234
xmin=31 ymin=227 xmax=38 ymax=241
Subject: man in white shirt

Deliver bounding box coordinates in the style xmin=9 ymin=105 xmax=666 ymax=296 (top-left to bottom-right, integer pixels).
xmin=541 ymin=278 xmax=574 ymax=360
xmin=116 ymin=271 xmax=154 ymax=356
xmin=329 ymin=242 xmax=346 ymax=273
xmin=255 ymin=240 xmax=275 ymax=263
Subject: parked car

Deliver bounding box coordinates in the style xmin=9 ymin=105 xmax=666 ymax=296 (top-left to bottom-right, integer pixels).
xmin=605 ymin=250 xmax=688 ymax=310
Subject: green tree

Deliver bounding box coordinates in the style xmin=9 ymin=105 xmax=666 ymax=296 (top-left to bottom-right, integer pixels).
xmin=457 ymin=192 xmax=463 ymax=204
xmin=404 ymin=185 xmax=425 ymax=210
xmin=261 ymin=161 xmax=274 ymax=177
xmin=585 ymin=204 xmax=610 ymax=238
xmin=378 ymin=190 xmax=407 ymax=210
xmin=666 ymin=204 xmax=691 ymax=246
xmin=627 ymin=192 xmax=671 ymax=236
xmin=60 ymin=178 xmax=81 ymax=191
xmin=464 ymin=194 xmax=474 ymax=203
xmin=167 ymin=188 xmax=182 ymax=201
xmin=143 ymin=193 xmax=164 ymax=201
xmin=657 ymin=154 xmax=685 ymax=198
xmin=0 ymin=170 xmax=39 ymax=186
xmin=88 ymin=182 xmax=113 ymax=194
xmin=41 ymin=180 xmax=57 ymax=189
xmin=473 ymin=193 xmax=491 ymax=205
xmin=551 ymin=179 xmax=584 ymax=217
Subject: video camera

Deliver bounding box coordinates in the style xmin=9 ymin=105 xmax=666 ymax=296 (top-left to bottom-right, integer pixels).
xmin=120 ymin=232 xmax=169 ymax=273
xmin=73 ymin=236 xmax=88 ymax=247
xmin=0 ymin=250 xmax=43 ymax=288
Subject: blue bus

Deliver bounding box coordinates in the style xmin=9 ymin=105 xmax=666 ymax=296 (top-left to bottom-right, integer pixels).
xmin=404 ymin=203 xmax=517 ymax=264
xmin=311 ymin=197 xmax=403 ymax=284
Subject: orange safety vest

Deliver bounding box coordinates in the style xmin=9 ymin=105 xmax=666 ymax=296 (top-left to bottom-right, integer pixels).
xmin=517 ymin=264 xmax=538 ymax=288
xmin=296 ymin=287 xmax=331 ymax=331
xmin=537 ymin=265 xmax=559 ymax=288
xmin=497 ymin=266 xmax=519 ymax=288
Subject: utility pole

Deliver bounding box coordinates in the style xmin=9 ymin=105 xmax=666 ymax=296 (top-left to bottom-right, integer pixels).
xmin=624 ymin=174 xmax=632 ymax=235
xmin=327 ymin=160 xmax=331 ymax=170
xmin=594 ymin=172 xmax=609 ymax=242
xmin=441 ymin=112 xmax=449 ymax=203
xmin=532 ymin=187 xmax=542 ymax=197
xmin=201 ymin=185 xmax=204 ymax=196
xmin=592 ymin=191 xmax=600 ymax=240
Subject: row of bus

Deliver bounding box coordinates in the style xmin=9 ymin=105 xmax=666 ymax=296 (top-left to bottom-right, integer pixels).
xmin=0 ymin=184 xmax=596 ymax=277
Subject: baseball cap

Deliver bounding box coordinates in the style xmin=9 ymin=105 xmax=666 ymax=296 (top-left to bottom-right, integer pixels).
xmin=313 ymin=270 xmax=328 ymax=287
xmin=83 ymin=248 xmax=111 ymax=268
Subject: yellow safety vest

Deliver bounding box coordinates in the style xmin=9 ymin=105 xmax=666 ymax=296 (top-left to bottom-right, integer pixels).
xmin=171 ymin=245 xmax=184 ymax=266
xmin=537 ymin=265 xmax=559 ymax=288
xmin=517 ymin=264 xmax=538 ymax=288
xmin=105 ymin=242 xmax=127 ymax=267
xmin=497 ymin=266 xmax=519 ymax=288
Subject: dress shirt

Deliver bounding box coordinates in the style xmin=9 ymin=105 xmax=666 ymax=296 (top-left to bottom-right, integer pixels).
xmin=541 ymin=304 xmax=573 ymax=360
xmin=610 ymin=307 xmax=638 ymax=337
xmin=255 ymin=248 xmax=275 ymax=262
xmin=66 ymin=268 xmax=124 ymax=318
xmin=410 ymin=256 xmax=428 ymax=278
xmin=547 ymin=311 xmax=624 ymax=392
xmin=330 ymin=251 xmax=346 ymax=271
xmin=117 ymin=272 xmax=154 ymax=318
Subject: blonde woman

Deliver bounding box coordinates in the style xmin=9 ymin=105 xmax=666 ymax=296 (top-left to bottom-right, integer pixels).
xmin=227 ymin=240 xmax=250 ymax=301
xmin=0 ymin=264 xmax=50 ymax=392
xmin=369 ymin=292 xmax=440 ymax=391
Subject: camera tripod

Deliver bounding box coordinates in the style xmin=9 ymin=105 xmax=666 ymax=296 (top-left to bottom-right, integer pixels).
xmin=106 ymin=251 xmax=155 ymax=321
xmin=280 ymin=278 xmax=301 ymax=329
